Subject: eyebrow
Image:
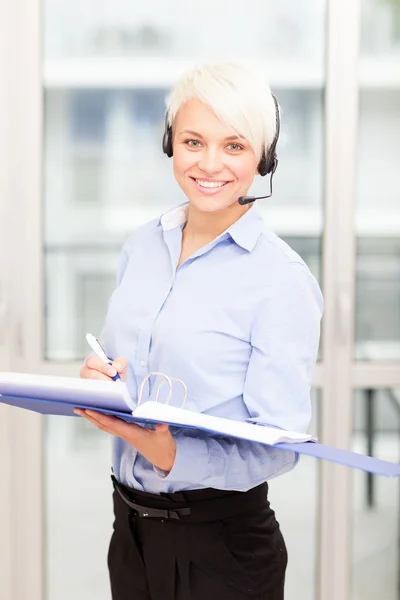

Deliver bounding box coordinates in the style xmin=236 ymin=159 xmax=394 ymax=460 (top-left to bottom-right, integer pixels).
xmin=178 ymin=129 xmax=245 ymax=142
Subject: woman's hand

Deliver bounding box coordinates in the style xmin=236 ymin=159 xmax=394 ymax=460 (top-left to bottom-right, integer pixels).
xmin=78 ymin=354 xmax=176 ymax=472
xmin=80 ymin=354 xmax=128 ymax=382
xmin=73 ymin=408 xmax=176 ymax=472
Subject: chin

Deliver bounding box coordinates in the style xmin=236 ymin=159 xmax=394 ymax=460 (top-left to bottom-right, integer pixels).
xmin=183 ymin=184 xmax=243 ymax=211
xmin=188 ymin=195 xmax=239 ymax=213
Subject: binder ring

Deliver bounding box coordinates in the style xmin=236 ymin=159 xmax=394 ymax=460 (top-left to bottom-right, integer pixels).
xmin=137 ymin=372 xmax=173 ymax=405
xmin=155 ymin=376 xmax=188 ymax=408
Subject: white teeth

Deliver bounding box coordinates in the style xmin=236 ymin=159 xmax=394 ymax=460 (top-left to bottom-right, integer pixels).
xmin=195 ymin=179 xmax=227 ymax=188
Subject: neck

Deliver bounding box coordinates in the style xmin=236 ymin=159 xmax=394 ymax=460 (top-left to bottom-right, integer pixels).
xmin=183 ymin=202 xmax=251 ymax=242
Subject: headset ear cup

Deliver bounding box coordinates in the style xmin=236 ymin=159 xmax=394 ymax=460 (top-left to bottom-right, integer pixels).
xmin=257 ymin=153 xmax=268 ymax=177
xmin=162 ymin=112 xmax=173 ymax=157
xmin=162 ymin=125 xmax=173 ymax=157
xmin=257 ymin=94 xmax=280 ymax=176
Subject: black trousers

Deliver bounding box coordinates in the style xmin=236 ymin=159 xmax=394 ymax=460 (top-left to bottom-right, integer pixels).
xmin=108 ymin=477 xmax=287 ymax=600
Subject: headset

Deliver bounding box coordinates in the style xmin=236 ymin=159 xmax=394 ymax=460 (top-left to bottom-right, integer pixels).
xmin=162 ymin=94 xmax=281 ymax=205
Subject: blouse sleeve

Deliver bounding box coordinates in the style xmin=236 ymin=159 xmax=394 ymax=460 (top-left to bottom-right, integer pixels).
xmin=155 ymin=262 xmax=324 ymax=490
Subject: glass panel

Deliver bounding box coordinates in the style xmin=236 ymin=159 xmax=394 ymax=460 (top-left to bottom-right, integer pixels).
xmin=269 ymin=389 xmax=321 ymax=600
xmin=44 ymin=416 xmax=113 ymax=600
xmin=44 ymin=1 xmax=326 ymax=62
xmin=44 ymin=247 xmax=119 ymax=360
xmin=352 ymin=389 xmax=400 ymax=600
xmin=360 ymin=0 xmax=400 ymax=55
xmin=355 ymin=0 xmax=400 ymax=361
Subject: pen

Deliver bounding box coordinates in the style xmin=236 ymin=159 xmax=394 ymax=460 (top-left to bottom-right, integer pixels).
xmin=86 ymin=333 xmax=121 ymax=381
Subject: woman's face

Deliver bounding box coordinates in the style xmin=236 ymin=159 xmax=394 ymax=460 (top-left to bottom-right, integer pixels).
xmin=172 ymin=99 xmax=259 ymax=214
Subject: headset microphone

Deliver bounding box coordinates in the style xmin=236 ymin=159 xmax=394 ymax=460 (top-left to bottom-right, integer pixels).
xmin=238 ymin=192 xmax=271 ymax=205
xmin=237 ymin=157 xmax=278 ymax=205
xmin=238 ymin=194 xmax=270 ymax=205
xmin=237 ymin=93 xmax=280 ymax=206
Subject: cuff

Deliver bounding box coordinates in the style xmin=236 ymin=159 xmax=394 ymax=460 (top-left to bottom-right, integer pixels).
xmin=153 ymin=434 xmax=210 ymax=484
xmin=267 ymin=450 xmax=300 ymax=480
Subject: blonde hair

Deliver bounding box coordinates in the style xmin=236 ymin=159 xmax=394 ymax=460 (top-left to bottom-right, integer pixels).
xmin=166 ymin=61 xmax=278 ymax=161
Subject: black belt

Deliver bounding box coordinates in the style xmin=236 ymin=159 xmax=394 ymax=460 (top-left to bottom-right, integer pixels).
xmin=112 ymin=475 xmax=268 ymax=523
xmin=114 ymin=483 xmax=192 ymax=520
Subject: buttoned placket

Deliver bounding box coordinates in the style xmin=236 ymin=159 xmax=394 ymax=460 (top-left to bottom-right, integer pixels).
xmin=133 ymin=226 xmax=231 ymax=401
xmin=132 ymin=226 xmax=184 ymax=401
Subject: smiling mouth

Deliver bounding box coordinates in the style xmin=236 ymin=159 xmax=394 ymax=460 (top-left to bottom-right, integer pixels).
xmin=190 ymin=177 xmax=232 ymax=189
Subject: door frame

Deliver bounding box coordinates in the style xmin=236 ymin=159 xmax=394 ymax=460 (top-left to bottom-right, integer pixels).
xmin=0 ymin=1 xmax=44 ymax=599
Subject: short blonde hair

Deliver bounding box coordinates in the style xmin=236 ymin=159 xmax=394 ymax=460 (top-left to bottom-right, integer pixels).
xmin=166 ymin=61 xmax=278 ymax=161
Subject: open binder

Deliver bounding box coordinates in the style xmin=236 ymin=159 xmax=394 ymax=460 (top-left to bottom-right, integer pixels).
xmin=1 ymin=371 xmax=399 ymax=477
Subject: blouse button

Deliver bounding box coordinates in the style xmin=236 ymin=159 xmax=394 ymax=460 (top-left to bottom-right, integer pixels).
xmin=139 ymin=360 xmax=146 ymax=367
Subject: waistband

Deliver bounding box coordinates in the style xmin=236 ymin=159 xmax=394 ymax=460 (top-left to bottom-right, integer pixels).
xmin=111 ymin=475 xmax=268 ymax=523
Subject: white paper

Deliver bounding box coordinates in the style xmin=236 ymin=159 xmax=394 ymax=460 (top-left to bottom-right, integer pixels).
xmin=133 ymin=401 xmax=317 ymax=445
xmin=0 ymin=372 xmax=134 ymax=412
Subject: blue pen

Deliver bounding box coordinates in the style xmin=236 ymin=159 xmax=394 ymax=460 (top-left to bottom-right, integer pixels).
xmin=86 ymin=333 xmax=121 ymax=381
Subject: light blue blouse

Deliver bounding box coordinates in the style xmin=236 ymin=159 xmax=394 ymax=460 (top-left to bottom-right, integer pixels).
xmin=99 ymin=202 xmax=324 ymax=493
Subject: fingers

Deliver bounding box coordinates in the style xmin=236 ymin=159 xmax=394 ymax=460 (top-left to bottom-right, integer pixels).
xmin=111 ymin=357 xmax=128 ymax=381
xmin=80 ymin=366 xmax=115 ymax=381
xmin=155 ymin=423 xmax=169 ymax=434
xmin=80 ymin=355 xmax=128 ymax=380
xmin=85 ymin=355 xmax=116 ymax=376
xmin=79 ymin=367 xmax=112 ymax=381
xmin=74 ymin=411 xmax=175 ymax=469
xmin=74 ymin=409 xmax=144 ymax=440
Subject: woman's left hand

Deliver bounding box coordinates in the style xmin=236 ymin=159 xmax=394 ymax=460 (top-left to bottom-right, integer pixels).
xmin=73 ymin=409 xmax=176 ymax=472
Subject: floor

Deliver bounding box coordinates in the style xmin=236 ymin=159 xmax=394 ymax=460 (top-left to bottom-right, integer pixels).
xmin=44 ymin=417 xmax=399 ymax=600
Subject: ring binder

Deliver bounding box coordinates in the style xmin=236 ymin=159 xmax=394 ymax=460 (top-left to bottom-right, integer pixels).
xmin=1 ymin=370 xmax=400 ymax=477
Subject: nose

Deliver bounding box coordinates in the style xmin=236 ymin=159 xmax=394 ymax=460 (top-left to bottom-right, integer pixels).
xmin=197 ymin=148 xmax=224 ymax=175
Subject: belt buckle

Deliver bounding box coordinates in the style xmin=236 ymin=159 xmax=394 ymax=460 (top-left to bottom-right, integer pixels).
xmin=135 ymin=505 xmax=180 ymax=520
xmin=136 ymin=506 xmax=151 ymax=518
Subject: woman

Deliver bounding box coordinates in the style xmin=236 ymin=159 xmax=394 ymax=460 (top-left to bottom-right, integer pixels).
xmin=76 ymin=61 xmax=323 ymax=600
